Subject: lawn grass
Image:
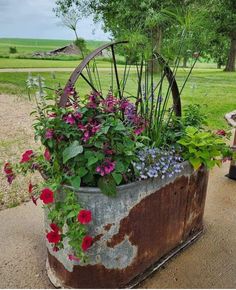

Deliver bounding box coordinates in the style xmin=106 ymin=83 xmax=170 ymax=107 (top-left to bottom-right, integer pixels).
xmin=0 ymin=68 xmax=235 ymax=129
xmin=0 ymin=58 xmax=118 ymax=68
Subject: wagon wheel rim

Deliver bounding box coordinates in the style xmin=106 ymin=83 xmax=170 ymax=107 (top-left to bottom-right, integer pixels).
xmin=59 ymin=40 xmax=181 ymax=117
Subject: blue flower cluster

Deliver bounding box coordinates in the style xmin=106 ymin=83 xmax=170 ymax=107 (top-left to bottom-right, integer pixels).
xmin=133 ymin=147 xmax=184 ymax=180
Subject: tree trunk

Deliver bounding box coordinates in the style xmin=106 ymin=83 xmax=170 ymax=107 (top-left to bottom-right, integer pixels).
xmin=217 ymin=62 xmax=221 ymax=69
xmin=183 ymin=56 xmax=188 ymax=68
xmin=224 ymin=37 xmax=236 ymax=72
xmin=149 ymin=26 xmax=162 ymax=73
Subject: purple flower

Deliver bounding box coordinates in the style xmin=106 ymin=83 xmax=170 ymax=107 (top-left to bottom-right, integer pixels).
xmin=45 ymin=129 xmax=54 ymax=139
xmin=124 ymin=103 xmax=136 ymax=120
xmin=133 ymin=147 xmax=183 ymax=180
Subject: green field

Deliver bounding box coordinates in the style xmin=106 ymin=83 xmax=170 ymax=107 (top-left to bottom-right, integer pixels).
xmin=0 ymin=38 xmax=106 ymax=57
xmin=0 ymin=68 xmax=235 ymax=129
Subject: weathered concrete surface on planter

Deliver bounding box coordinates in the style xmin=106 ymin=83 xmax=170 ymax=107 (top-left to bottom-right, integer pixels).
xmin=46 ymin=163 xmax=209 ymax=288
xmin=0 ymin=162 xmax=236 ymax=288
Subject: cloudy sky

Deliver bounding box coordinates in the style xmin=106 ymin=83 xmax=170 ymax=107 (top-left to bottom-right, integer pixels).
xmin=0 ymin=0 xmax=110 ymax=40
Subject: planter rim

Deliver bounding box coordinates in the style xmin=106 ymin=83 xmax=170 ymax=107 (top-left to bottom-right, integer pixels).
xmin=64 ymin=160 xmax=192 ymax=194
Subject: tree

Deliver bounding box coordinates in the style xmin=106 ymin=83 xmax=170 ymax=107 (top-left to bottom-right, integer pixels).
xmin=55 ymin=7 xmax=81 ymax=40
xmin=55 ymin=0 xmax=193 ymax=54
xmin=54 ymin=0 xmax=236 ymax=71
xmin=207 ymin=0 xmax=236 ymax=71
xmin=54 ymin=3 xmax=88 ymax=55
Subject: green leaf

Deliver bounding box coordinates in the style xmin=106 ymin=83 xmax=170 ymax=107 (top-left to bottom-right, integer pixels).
xmin=101 ymin=126 xmax=110 ymax=134
xmin=205 ymin=159 xmax=216 ymax=169
xmin=67 ymin=210 xmax=78 ymax=219
xmin=77 ymin=167 xmax=88 ymax=177
xmin=189 ymin=157 xmax=202 ymax=170
xmin=115 ymin=161 xmax=125 ymax=172
xmin=94 ymin=141 xmax=103 ymax=148
xmin=114 ymin=122 xmax=126 ymax=131
xmin=112 ymin=172 xmax=123 ymax=185
xmin=87 ymin=156 xmax=99 ymax=167
xmin=63 ymin=141 xmax=83 ymax=163
xmin=186 ymin=126 xmax=198 ymax=136
xmin=70 ymin=176 xmax=81 ymax=189
xmin=98 ymin=175 xmax=117 ymax=197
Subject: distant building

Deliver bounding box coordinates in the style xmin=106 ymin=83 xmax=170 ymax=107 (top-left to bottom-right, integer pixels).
xmin=33 ymin=43 xmax=81 ymax=57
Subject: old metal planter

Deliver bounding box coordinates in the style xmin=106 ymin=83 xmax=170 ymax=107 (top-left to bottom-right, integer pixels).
xmin=46 ymin=162 xmax=209 ymax=288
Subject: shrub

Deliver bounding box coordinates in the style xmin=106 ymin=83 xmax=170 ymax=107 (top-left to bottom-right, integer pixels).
xmin=9 ymin=46 xmax=17 ymax=54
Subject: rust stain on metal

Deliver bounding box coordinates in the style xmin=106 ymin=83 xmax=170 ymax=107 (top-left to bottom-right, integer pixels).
xmin=182 ymin=167 xmax=209 ymax=240
xmin=103 ymin=223 xmax=113 ymax=231
xmin=93 ymin=233 xmax=103 ymax=243
xmin=47 ymin=168 xmax=209 ymax=288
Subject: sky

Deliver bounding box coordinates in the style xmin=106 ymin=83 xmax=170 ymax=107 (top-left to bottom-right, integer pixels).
xmin=0 ymin=0 xmax=110 ymax=40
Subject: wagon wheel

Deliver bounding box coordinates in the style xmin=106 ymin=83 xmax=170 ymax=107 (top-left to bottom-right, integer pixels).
xmin=59 ymin=40 xmax=181 ymax=118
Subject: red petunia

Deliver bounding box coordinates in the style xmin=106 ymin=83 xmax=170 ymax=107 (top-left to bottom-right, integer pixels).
xmin=3 ymin=162 xmax=15 ymax=184
xmin=46 ymin=230 xmax=61 ymax=244
xmin=20 ymin=150 xmax=33 ymax=163
xmin=50 ymin=223 xmax=60 ymax=233
xmin=4 ymin=162 xmax=12 ymax=175
xmin=31 ymin=196 xmax=38 ymax=206
xmin=216 ymin=129 xmax=226 ymax=136
xmin=77 ymin=209 xmax=92 ymax=224
xmin=40 ymin=188 xmax=54 ymax=204
xmin=81 ymin=236 xmax=93 ymax=251
xmin=28 ymin=182 xmax=33 ymax=193
xmin=44 ymin=148 xmax=51 ymax=161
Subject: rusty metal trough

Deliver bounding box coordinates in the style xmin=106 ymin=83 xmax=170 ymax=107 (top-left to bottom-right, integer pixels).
xmin=46 ymin=162 xmax=209 ymax=288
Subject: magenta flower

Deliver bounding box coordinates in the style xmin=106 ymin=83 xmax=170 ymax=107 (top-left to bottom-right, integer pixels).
xmin=64 ymin=114 xmax=75 ymax=125
xmin=96 ymin=159 xmax=116 ymax=176
xmin=102 ymin=95 xmax=119 ymax=113
xmin=82 ymin=131 xmax=91 ymax=142
xmin=45 ymin=129 xmax=54 ymax=139
xmin=79 ymin=119 xmax=101 ymax=143
xmin=65 ymin=86 xmax=76 ymax=96
xmin=103 ymin=143 xmax=114 ymax=155
xmin=87 ymin=93 xmax=100 ymax=109
xmin=134 ymin=127 xmax=145 ymax=135
xmin=120 ymin=98 xmax=131 ymax=111
xmin=91 ymin=123 xmax=100 ymax=134
xmin=74 ymin=112 xmax=82 ymax=119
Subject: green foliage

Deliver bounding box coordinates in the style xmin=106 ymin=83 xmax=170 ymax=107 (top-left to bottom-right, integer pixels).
xmin=62 ymin=141 xmax=83 ymax=163
xmin=98 ymin=175 xmax=117 ymax=196
xmin=47 ymin=189 xmax=88 ymax=260
xmin=9 ymin=46 xmax=17 ymax=54
xmin=74 ymin=38 xmax=88 ymax=54
xmin=178 ymin=126 xmax=231 ymax=170
xmin=158 ymin=104 xmax=207 ymax=148
xmin=183 ymin=104 xmax=208 ymax=128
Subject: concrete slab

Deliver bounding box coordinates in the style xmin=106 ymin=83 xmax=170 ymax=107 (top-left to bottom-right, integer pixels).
xmin=0 ymin=162 xmax=235 ymax=288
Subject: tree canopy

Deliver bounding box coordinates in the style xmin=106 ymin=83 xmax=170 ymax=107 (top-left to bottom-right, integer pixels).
xmin=54 ymin=0 xmax=236 ymax=71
